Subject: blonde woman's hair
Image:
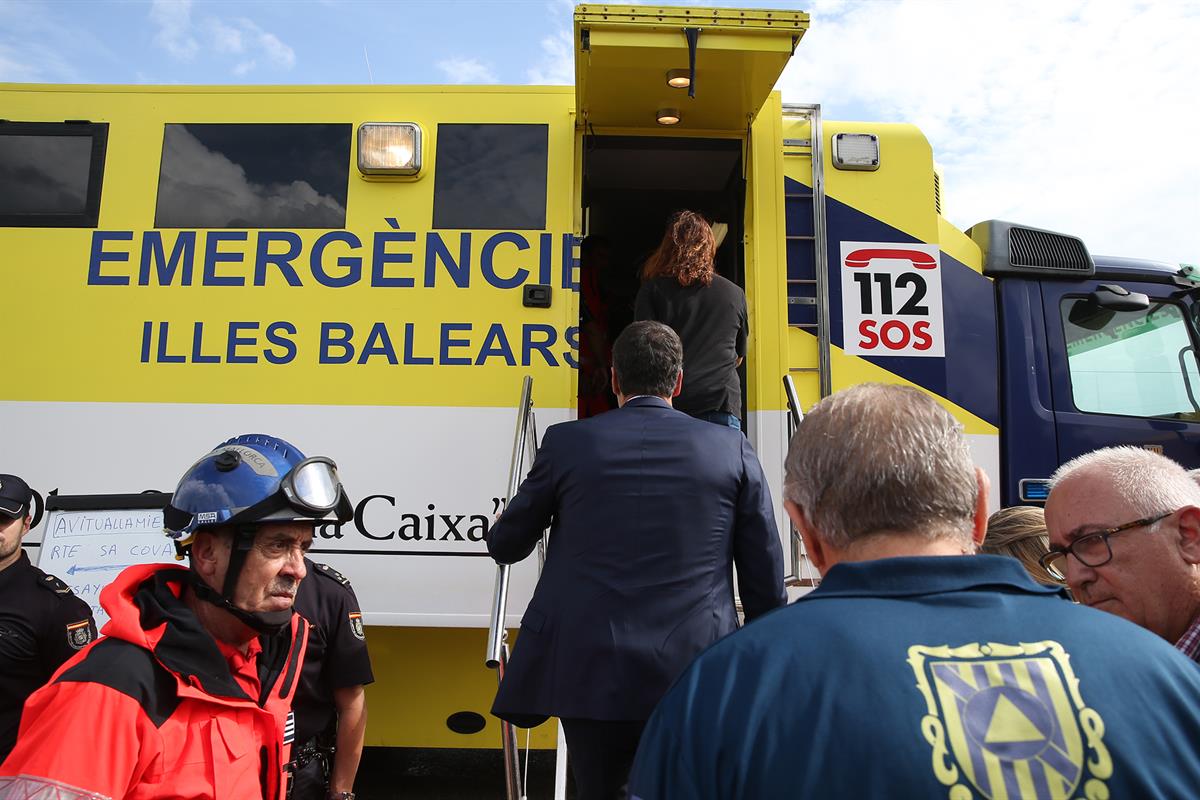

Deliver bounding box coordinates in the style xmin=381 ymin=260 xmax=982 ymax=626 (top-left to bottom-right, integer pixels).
xmin=983 ymin=505 xmax=1064 ymax=587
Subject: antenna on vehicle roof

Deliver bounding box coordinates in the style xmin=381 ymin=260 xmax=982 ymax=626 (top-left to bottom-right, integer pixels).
xmin=363 ymin=46 xmax=375 ymax=84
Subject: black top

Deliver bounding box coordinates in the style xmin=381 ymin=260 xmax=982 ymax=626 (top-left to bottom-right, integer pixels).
xmin=0 ymin=550 xmax=96 ymax=758
xmin=289 ymin=559 xmax=374 ymax=745
xmin=634 ymin=274 xmax=748 ymax=417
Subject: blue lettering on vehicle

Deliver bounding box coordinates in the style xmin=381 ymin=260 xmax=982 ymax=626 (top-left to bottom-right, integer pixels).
xmin=140 ymin=231 xmax=195 ymax=286
xmin=254 ymin=232 xmax=303 ymax=287
xmin=311 ymin=231 xmax=362 ymax=288
xmin=427 ymin=232 xmax=471 ymax=288
xmin=88 ymin=226 xmax=578 ymax=290
xmin=372 ymin=231 xmax=417 ymax=288
xmin=87 ymin=231 xmax=133 ymax=285
xmin=481 ymin=232 xmax=530 ymax=290
xmin=92 ymin=224 xmax=584 ymax=367
xmin=203 ymin=231 xmax=248 ymax=287
xmin=140 ymin=319 xmax=578 ymax=367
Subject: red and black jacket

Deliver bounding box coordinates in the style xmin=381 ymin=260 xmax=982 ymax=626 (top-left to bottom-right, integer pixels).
xmin=0 ymin=563 xmax=308 ymax=800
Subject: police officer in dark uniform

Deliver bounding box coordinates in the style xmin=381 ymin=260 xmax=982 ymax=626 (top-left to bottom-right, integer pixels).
xmin=0 ymin=473 xmax=96 ymax=761
xmin=286 ymin=558 xmax=373 ymax=800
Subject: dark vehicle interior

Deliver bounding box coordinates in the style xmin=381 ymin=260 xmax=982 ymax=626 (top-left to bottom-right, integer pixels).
xmin=577 ymin=135 xmax=746 ymax=419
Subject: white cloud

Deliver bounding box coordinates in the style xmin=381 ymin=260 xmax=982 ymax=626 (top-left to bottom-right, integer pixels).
xmin=255 ymin=27 xmax=295 ymax=70
xmin=437 ymin=57 xmax=498 ymax=84
xmin=151 ymin=5 xmax=294 ymax=73
xmin=207 ymin=18 xmax=244 ymax=54
xmin=526 ymin=29 xmax=573 ymax=85
xmin=150 ymin=0 xmax=199 ymax=60
xmin=208 ymin=17 xmax=295 ymax=73
xmin=778 ymin=0 xmax=1200 ymax=263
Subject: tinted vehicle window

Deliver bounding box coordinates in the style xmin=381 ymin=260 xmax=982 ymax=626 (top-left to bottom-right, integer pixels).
xmin=1062 ymin=297 xmax=1200 ymax=418
xmin=0 ymin=122 xmax=108 ymax=227
xmin=155 ymin=123 xmax=351 ymax=228
xmin=433 ymin=124 xmax=548 ymax=230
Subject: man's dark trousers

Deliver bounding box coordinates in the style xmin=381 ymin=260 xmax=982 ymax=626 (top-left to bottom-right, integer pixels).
xmin=487 ymin=396 xmax=787 ymax=799
xmin=560 ymin=718 xmax=645 ymax=800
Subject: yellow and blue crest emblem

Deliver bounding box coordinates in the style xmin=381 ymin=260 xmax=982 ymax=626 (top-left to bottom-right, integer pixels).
xmin=908 ymin=641 xmax=1112 ymax=800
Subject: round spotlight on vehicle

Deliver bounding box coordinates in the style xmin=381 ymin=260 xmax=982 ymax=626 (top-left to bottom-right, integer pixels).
xmin=656 ymin=108 xmax=681 ymax=126
xmin=666 ymin=69 xmax=691 ymax=89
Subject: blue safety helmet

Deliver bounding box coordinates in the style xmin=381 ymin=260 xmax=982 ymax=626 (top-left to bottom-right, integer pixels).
xmin=163 ymin=434 xmax=353 ymax=633
xmin=164 ymin=433 xmax=352 ymax=548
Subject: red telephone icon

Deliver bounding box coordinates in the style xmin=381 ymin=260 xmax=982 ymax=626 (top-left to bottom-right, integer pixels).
xmin=845 ymin=248 xmax=938 ymax=269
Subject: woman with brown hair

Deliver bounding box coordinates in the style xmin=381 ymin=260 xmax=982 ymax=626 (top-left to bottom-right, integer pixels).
xmin=634 ymin=210 xmax=748 ymax=429
xmin=983 ymin=505 xmax=1067 ymax=588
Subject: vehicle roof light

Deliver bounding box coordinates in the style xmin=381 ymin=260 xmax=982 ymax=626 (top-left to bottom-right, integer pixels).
xmin=832 ymin=132 xmax=880 ymax=171
xmin=358 ymin=122 xmax=422 ymax=176
xmin=656 ymin=108 xmax=680 ymax=126
xmin=666 ymin=69 xmax=691 ymax=89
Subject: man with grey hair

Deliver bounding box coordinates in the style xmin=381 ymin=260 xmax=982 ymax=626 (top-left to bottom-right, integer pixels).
xmin=1045 ymin=446 xmax=1200 ymax=662
xmin=629 ymin=383 xmax=1200 ymax=799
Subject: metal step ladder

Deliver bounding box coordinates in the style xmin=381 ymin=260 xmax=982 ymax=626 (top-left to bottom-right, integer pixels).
xmin=781 ymin=103 xmax=831 ymax=400
xmin=780 ymin=105 xmax=830 ymax=590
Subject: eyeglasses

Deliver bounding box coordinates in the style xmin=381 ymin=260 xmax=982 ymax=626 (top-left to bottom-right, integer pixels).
xmin=1039 ymin=510 xmax=1174 ymax=579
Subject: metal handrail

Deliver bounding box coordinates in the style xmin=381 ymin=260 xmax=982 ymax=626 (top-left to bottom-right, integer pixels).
xmin=485 ymin=375 xmax=535 ymax=800
xmin=783 ymin=374 xmax=803 ymax=430
xmin=782 ymin=375 xmax=820 ymax=588
xmin=487 ymin=375 xmax=535 ymax=669
xmin=783 ymin=374 xmax=803 ymax=583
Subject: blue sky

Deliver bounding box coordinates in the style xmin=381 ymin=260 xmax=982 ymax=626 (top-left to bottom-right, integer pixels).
xmin=2 ymin=0 xmax=1197 ymax=263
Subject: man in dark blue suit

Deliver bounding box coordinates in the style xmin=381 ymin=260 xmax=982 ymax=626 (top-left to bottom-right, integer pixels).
xmin=487 ymin=320 xmax=787 ymax=800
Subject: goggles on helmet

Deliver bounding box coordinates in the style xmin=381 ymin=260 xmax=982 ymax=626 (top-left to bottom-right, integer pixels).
xmin=164 ymin=454 xmax=352 ymax=542
xmin=223 ymin=456 xmax=351 ymax=528
xmin=282 ymin=457 xmax=344 ymax=515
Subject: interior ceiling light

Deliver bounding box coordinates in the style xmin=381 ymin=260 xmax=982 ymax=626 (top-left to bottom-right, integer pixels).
xmin=656 ymin=108 xmax=681 ymax=126
xmin=666 ymin=69 xmax=691 ymax=89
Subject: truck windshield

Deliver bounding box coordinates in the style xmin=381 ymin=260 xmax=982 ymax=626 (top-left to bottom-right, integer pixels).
xmin=1061 ymin=297 xmax=1200 ymax=419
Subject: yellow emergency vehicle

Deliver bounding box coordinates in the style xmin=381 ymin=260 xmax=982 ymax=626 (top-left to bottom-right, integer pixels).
xmin=4 ymin=3 xmax=1198 ymax=767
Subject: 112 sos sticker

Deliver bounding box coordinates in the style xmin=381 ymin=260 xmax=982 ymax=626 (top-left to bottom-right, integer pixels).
xmin=840 ymin=242 xmax=944 ymax=358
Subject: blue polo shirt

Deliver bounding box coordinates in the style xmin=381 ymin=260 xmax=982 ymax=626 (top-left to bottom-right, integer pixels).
xmin=629 ymin=555 xmax=1200 ymax=799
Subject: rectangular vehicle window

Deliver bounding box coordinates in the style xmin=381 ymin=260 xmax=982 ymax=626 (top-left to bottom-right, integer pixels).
xmin=0 ymin=122 xmax=108 ymax=228
xmin=1062 ymin=297 xmax=1200 ymax=419
xmin=433 ymin=123 xmax=548 ymax=230
xmin=155 ymin=123 xmax=351 ymax=228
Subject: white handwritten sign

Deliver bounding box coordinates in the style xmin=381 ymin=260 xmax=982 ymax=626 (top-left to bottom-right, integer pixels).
xmin=37 ymin=508 xmax=178 ymax=630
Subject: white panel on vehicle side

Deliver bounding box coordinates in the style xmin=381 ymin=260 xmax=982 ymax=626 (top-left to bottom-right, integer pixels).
xmin=3 ymin=400 xmax=571 ymax=626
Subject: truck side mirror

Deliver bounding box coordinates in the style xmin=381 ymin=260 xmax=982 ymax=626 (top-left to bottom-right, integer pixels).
xmin=1068 ymin=299 xmax=1113 ymax=331
xmin=1067 ymin=285 xmax=1150 ymax=331
xmin=1091 ymin=284 xmax=1150 ymax=312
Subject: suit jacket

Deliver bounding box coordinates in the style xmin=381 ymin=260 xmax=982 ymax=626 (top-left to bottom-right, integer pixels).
xmin=487 ymin=396 xmax=786 ymax=726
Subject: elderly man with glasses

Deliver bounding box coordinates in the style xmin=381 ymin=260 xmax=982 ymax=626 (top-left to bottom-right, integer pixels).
xmin=1044 ymin=445 xmax=1200 ymax=662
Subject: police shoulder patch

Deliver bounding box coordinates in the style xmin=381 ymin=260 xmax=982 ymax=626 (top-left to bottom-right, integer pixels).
xmin=314 ymin=562 xmax=351 ymax=588
xmin=908 ymin=641 xmax=1111 ymax=800
xmin=39 ymin=574 xmax=71 ymax=594
xmin=348 ymin=612 xmax=365 ymax=641
xmin=66 ymin=619 xmax=93 ymax=650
